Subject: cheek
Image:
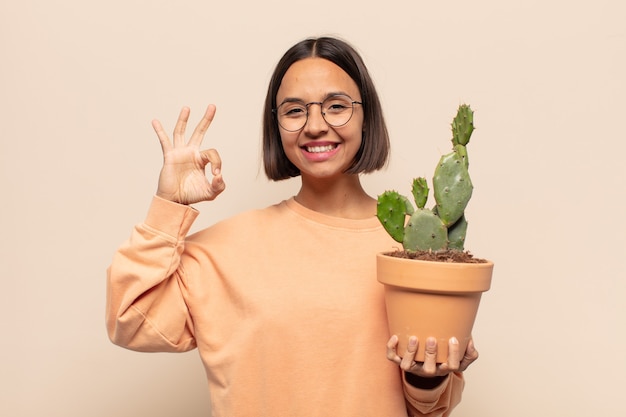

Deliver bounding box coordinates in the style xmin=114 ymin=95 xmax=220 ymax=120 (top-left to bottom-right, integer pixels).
xmin=279 ymin=130 xmax=295 ymax=147
xmin=345 ymin=122 xmax=365 ymax=146
xmin=351 ymin=114 xmax=365 ymax=138
xmin=279 ymin=131 xmax=300 ymax=158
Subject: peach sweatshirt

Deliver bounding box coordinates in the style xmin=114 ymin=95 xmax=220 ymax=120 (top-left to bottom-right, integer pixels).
xmin=107 ymin=196 xmax=464 ymax=416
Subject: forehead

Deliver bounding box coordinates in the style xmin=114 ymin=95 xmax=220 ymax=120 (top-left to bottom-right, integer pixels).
xmin=276 ymin=57 xmax=360 ymax=102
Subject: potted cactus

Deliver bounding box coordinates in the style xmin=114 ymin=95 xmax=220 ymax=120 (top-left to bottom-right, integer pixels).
xmin=376 ymin=104 xmax=494 ymax=362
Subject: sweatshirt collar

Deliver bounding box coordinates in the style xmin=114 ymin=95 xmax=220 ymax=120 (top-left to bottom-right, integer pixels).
xmin=283 ymin=197 xmax=383 ymax=231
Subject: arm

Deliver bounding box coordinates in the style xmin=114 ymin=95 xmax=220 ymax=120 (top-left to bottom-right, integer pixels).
xmin=402 ymin=372 xmax=464 ymax=417
xmin=387 ymin=335 xmax=479 ymax=416
xmin=106 ymin=105 xmax=225 ymax=352
xmin=106 ymin=197 xmax=199 ymax=352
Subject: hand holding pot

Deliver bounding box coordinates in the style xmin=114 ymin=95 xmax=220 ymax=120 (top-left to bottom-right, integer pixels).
xmin=386 ymin=335 xmax=479 ymax=381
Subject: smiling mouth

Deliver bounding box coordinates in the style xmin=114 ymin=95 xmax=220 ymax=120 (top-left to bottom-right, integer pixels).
xmin=304 ymin=144 xmax=337 ymax=153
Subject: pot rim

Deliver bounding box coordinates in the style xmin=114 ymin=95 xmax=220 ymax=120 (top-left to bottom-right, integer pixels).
xmin=376 ymin=252 xmax=494 ymax=293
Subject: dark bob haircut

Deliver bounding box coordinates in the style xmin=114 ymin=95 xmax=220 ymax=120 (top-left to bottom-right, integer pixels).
xmin=262 ymin=37 xmax=390 ymax=180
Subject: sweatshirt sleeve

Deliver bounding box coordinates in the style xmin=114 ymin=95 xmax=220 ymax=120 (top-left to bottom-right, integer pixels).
xmin=403 ymin=372 xmax=465 ymax=417
xmin=106 ymin=196 xmax=199 ymax=352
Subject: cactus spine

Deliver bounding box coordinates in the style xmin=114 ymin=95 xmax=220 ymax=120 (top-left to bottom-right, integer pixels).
xmin=377 ymin=104 xmax=475 ymax=252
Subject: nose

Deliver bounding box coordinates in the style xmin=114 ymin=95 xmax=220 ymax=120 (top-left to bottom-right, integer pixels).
xmin=303 ymin=102 xmax=328 ymax=135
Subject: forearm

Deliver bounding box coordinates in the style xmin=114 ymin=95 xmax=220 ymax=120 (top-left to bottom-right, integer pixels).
xmin=106 ymin=196 xmax=199 ymax=351
xmin=403 ymin=372 xmax=464 ymax=417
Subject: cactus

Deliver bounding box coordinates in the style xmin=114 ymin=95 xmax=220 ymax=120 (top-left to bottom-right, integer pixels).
xmin=377 ymin=104 xmax=475 ymax=252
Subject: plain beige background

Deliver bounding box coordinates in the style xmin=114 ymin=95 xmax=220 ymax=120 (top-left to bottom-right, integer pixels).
xmin=1 ymin=0 xmax=625 ymax=416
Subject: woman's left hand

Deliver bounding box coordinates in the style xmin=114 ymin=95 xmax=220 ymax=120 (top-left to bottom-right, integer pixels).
xmin=386 ymin=335 xmax=479 ymax=378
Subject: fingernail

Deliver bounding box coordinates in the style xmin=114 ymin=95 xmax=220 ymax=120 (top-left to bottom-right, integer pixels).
xmin=426 ymin=338 xmax=436 ymax=348
xmin=409 ymin=336 xmax=417 ymax=347
xmin=451 ymin=337 xmax=459 ymax=344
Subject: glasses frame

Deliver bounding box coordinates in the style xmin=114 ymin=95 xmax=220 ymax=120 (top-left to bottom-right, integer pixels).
xmin=273 ymin=94 xmax=363 ymax=132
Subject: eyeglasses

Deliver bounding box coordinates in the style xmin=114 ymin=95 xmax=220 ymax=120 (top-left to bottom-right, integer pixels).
xmin=273 ymin=94 xmax=362 ymax=132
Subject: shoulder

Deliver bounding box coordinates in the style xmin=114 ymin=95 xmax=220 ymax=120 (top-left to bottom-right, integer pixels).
xmin=187 ymin=200 xmax=289 ymax=241
xmin=222 ymin=200 xmax=289 ymax=226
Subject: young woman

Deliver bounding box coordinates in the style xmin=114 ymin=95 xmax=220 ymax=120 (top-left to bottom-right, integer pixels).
xmin=107 ymin=36 xmax=478 ymax=416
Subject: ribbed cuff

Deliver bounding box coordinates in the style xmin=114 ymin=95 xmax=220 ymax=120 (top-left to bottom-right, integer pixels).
xmin=403 ymin=372 xmax=450 ymax=403
xmin=144 ymin=195 xmax=199 ymax=240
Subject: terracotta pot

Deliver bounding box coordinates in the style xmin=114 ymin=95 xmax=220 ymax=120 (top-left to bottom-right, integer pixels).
xmin=377 ymin=253 xmax=494 ymax=363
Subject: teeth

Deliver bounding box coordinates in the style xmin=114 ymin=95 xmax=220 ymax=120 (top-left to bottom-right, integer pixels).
xmin=306 ymin=145 xmax=336 ymax=153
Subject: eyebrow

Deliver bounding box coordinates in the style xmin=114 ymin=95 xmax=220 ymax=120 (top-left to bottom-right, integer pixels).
xmin=277 ymin=91 xmax=354 ymax=106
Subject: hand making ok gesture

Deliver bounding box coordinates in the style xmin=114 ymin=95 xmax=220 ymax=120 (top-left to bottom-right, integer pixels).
xmin=151 ymin=105 xmax=225 ymax=205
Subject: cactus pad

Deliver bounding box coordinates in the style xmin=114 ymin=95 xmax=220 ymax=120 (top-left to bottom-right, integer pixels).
xmin=447 ymin=214 xmax=468 ymax=251
xmin=433 ymin=151 xmax=473 ymax=226
xmin=451 ymin=104 xmax=474 ymax=146
xmin=411 ymin=177 xmax=429 ymax=209
xmin=376 ymin=191 xmax=410 ymax=243
xmin=403 ymin=209 xmax=448 ymax=251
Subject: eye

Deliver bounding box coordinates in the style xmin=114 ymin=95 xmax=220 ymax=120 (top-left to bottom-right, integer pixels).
xmin=324 ymin=97 xmax=352 ymax=114
xmin=277 ymin=100 xmax=307 ymax=118
xmin=281 ymin=104 xmax=306 ymax=118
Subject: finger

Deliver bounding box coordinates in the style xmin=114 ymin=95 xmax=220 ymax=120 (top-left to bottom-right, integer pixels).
xmin=173 ymin=106 xmax=191 ymax=146
xmin=400 ymin=336 xmax=418 ymax=371
xmin=386 ymin=335 xmax=401 ymax=364
xmin=421 ymin=337 xmax=438 ymax=375
xmin=199 ymin=148 xmax=222 ymax=175
xmin=445 ymin=337 xmax=461 ymax=372
xmin=459 ymin=339 xmax=479 ymax=372
xmin=189 ymin=104 xmax=217 ymax=147
xmin=152 ymin=119 xmax=171 ymax=153
xmin=209 ymin=172 xmax=226 ymax=198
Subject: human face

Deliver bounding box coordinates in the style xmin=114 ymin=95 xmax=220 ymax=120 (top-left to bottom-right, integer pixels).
xmin=275 ymin=57 xmax=364 ymax=180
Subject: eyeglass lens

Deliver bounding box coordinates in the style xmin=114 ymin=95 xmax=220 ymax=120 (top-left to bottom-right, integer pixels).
xmin=276 ymin=95 xmax=359 ymax=131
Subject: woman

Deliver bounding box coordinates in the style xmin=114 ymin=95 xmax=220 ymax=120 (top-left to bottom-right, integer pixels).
xmin=107 ymin=36 xmax=478 ymax=416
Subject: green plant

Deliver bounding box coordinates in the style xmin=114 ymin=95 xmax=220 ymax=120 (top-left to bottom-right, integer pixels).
xmin=376 ymin=104 xmax=475 ymax=252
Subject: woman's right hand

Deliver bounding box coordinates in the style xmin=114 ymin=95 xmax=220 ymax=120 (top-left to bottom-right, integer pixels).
xmin=152 ymin=105 xmax=225 ymax=205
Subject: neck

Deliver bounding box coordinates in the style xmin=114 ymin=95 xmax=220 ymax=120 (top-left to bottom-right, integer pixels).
xmin=295 ymin=174 xmax=377 ymax=219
